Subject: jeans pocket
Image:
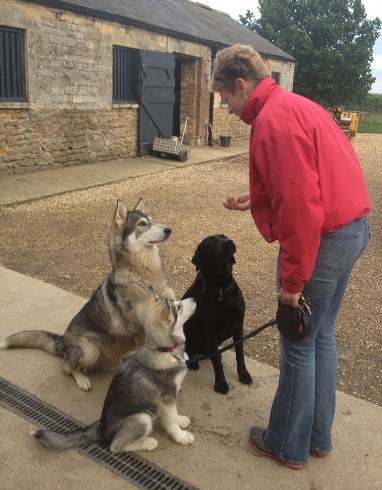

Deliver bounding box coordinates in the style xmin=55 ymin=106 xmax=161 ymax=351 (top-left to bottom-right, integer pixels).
xmin=317 ymin=219 xmax=368 ymax=276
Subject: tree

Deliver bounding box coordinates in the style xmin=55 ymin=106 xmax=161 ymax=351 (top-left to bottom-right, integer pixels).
xmin=240 ymin=0 xmax=381 ymax=105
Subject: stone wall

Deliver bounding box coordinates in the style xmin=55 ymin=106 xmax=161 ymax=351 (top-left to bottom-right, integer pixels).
xmin=0 ymin=107 xmax=138 ymax=174
xmin=211 ymin=109 xmax=251 ymax=144
xmin=0 ymin=1 xmax=295 ymax=175
xmin=266 ymin=57 xmax=295 ymax=92
xmin=0 ymin=0 xmax=210 ymax=175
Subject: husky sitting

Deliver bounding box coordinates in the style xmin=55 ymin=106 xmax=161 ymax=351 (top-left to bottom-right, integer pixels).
xmin=31 ymin=293 xmax=196 ymax=453
xmin=0 ymin=199 xmax=175 ymax=391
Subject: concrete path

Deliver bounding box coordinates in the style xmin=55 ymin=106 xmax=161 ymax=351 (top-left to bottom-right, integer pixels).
xmin=0 ymin=140 xmax=248 ymax=206
xmin=1 ymin=267 xmax=381 ymax=489
xmin=1 ymin=141 xmax=381 ymax=489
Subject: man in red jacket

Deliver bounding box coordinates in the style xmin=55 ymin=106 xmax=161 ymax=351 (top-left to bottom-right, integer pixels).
xmin=211 ymin=44 xmax=371 ymax=469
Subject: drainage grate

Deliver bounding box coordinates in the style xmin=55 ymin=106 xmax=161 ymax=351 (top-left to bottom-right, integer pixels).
xmin=0 ymin=377 xmax=199 ymax=490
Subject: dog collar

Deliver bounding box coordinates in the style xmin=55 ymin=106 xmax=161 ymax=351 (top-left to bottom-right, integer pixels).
xmin=200 ymin=275 xmax=235 ymax=302
xmin=157 ymin=345 xmax=177 ymax=353
xmin=217 ymin=283 xmax=234 ymax=302
xmin=157 ymin=345 xmax=187 ymax=364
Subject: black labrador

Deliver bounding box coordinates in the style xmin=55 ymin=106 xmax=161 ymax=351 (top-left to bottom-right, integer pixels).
xmin=182 ymin=234 xmax=252 ymax=394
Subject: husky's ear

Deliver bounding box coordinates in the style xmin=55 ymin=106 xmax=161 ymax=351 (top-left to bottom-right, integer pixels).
xmin=165 ymin=298 xmax=173 ymax=312
xmin=114 ymin=200 xmax=128 ymax=228
xmin=191 ymin=246 xmax=201 ymax=271
xmin=144 ymin=296 xmax=172 ymax=348
xmin=134 ymin=198 xmax=145 ymax=213
xmin=163 ymin=298 xmax=175 ymax=323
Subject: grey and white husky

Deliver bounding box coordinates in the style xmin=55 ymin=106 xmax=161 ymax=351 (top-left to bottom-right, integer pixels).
xmin=31 ymin=293 xmax=196 ymax=453
xmin=0 ymin=199 xmax=175 ymax=391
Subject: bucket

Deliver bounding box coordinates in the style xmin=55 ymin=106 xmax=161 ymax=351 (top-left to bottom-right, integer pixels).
xmin=220 ymin=136 xmax=231 ymax=147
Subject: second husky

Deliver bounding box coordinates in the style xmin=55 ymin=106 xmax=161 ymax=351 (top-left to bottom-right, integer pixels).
xmin=31 ymin=293 xmax=196 ymax=453
xmin=0 ymin=199 xmax=175 ymax=391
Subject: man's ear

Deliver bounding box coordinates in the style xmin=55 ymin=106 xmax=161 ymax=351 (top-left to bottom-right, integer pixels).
xmin=236 ymin=78 xmax=250 ymax=96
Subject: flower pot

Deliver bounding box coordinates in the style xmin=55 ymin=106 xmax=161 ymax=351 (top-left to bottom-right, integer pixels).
xmin=219 ymin=136 xmax=231 ymax=147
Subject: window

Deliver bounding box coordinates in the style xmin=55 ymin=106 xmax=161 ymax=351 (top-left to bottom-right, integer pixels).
xmin=113 ymin=46 xmax=138 ymax=103
xmin=0 ymin=26 xmax=26 ymax=101
xmin=271 ymin=71 xmax=280 ymax=85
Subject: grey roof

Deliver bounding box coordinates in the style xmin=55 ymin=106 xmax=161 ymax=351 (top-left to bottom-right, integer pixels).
xmin=34 ymin=0 xmax=295 ymax=61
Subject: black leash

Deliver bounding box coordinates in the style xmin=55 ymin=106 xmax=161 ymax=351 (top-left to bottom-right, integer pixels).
xmin=186 ymin=317 xmax=277 ymax=366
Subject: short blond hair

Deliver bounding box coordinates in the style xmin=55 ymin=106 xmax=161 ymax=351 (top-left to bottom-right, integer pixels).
xmin=210 ymin=44 xmax=269 ymax=93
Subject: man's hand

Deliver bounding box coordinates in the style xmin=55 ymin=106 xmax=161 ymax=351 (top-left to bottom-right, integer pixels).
xmin=223 ymin=193 xmax=250 ymax=211
xmin=278 ymin=288 xmax=301 ymax=308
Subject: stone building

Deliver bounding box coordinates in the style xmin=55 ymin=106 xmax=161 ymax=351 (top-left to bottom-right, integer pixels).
xmin=0 ymin=0 xmax=295 ymax=175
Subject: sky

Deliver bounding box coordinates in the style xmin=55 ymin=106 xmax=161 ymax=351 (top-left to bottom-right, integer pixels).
xmin=198 ymin=0 xmax=382 ymax=93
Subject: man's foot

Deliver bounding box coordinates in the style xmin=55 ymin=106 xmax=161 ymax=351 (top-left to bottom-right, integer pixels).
xmin=249 ymin=426 xmax=304 ymax=470
xmin=310 ymin=449 xmax=329 ymax=458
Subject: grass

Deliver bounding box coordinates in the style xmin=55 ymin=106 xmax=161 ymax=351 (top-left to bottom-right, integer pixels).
xmin=357 ymin=112 xmax=382 ymax=134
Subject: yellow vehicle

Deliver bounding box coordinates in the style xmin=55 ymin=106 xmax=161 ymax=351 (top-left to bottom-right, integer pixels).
xmin=327 ymin=107 xmax=359 ymax=139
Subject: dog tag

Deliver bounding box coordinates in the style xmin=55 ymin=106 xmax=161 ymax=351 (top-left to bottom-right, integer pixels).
xmin=170 ymin=355 xmax=177 ymax=363
xmin=171 ymin=351 xmax=187 ymax=364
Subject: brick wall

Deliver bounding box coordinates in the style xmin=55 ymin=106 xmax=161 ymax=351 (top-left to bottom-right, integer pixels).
xmin=180 ymin=58 xmax=211 ymax=145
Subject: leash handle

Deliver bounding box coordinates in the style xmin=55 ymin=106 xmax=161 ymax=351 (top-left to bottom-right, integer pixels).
xmin=186 ymin=318 xmax=277 ymax=365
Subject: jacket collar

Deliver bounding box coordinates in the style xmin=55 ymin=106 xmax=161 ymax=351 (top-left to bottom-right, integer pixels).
xmin=240 ymin=77 xmax=278 ymax=125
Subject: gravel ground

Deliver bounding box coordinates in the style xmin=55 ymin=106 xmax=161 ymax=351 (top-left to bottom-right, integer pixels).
xmin=0 ymin=133 xmax=381 ymax=406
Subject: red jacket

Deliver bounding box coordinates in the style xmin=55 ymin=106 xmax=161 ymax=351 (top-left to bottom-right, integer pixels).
xmin=240 ymin=77 xmax=372 ymax=293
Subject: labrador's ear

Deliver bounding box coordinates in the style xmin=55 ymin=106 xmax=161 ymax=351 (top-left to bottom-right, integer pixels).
xmin=191 ymin=245 xmax=201 ymax=271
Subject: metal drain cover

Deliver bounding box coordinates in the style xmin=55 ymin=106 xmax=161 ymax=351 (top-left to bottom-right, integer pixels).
xmin=0 ymin=377 xmax=198 ymax=490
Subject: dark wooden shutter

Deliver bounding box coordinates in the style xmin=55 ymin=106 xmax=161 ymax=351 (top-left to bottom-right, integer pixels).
xmin=0 ymin=27 xmax=26 ymax=101
xmin=139 ymin=50 xmax=175 ymax=154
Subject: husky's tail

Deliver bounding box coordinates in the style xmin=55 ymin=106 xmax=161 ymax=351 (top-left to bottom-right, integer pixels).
xmin=31 ymin=422 xmax=101 ymax=450
xmin=0 ymin=330 xmax=65 ymax=357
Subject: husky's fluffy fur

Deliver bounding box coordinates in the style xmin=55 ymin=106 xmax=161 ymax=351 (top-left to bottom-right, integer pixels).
xmin=31 ymin=294 xmax=196 ymax=453
xmin=0 ymin=199 xmax=175 ymax=391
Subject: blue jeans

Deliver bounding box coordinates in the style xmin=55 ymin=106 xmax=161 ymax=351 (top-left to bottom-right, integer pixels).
xmin=265 ymin=216 xmax=370 ymax=465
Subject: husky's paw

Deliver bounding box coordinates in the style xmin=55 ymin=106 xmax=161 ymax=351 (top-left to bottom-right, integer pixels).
xmin=73 ymin=372 xmax=92 ymax=392
xmin=178 ymin=415 xmax=191 ymax=428
xmin=111 ymin=437 xmax=158 ymax=453
xmin=141 ymin=437 xmax=159 ymax=451
xmin=174 ymin=430 xmax=194 ymax=445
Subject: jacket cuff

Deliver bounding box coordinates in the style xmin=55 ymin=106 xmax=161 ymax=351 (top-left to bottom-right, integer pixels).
xmin=280 ymin=277 xmax=304 ymax=294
